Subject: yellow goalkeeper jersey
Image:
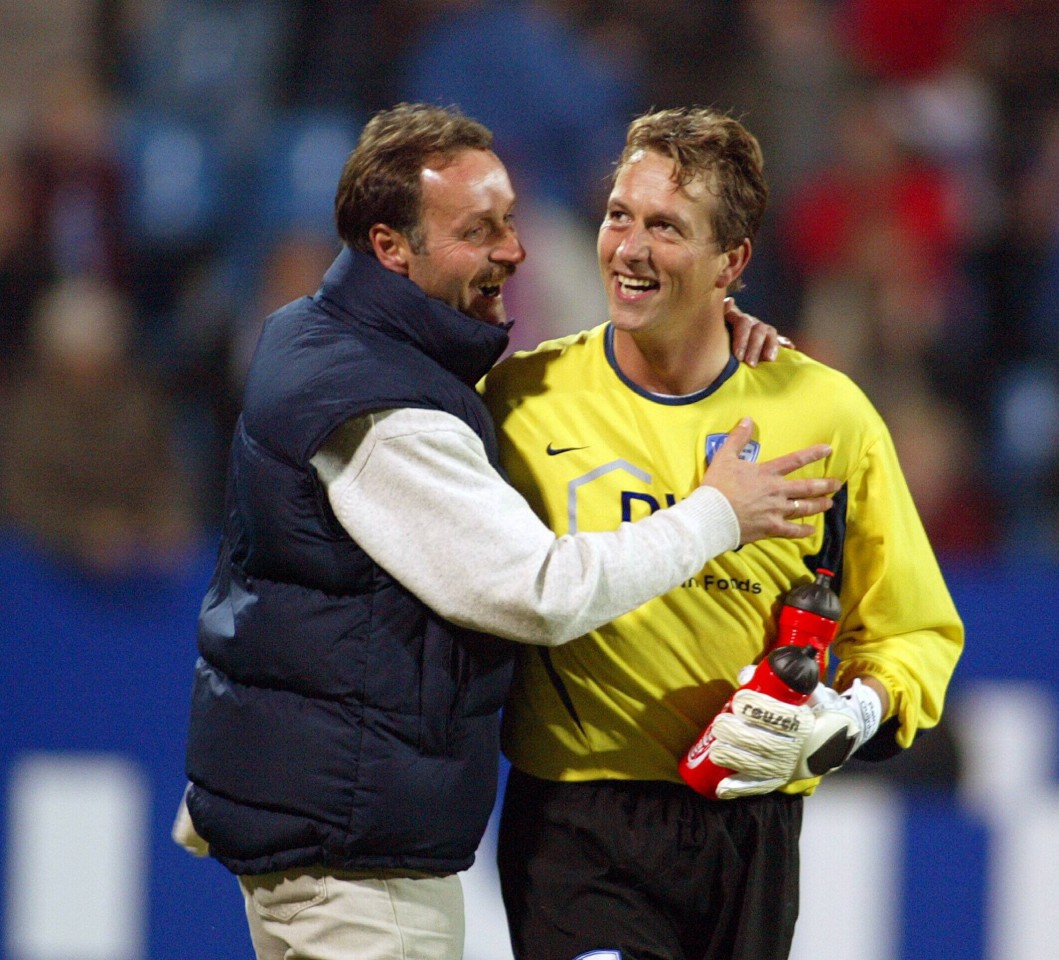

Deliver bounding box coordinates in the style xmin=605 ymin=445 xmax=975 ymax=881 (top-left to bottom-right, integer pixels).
xmin=481 ymin=322 xmax=964 ymax=784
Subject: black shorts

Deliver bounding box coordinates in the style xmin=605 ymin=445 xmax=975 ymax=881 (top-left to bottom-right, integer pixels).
xmin=497 ymin=769 xmax=802 ymax=960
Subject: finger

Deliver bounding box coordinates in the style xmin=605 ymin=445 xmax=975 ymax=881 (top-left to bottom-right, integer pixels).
xmin=803 ymin=496 xmax=835 ymax=517
xmin=746 ymin=321 xmax=780 ymax=365
xmin=777 ymin=335 xmax=796 ymax=351
xmin=780 ymin=477 xmax=842 ymax=500
xmin=772 ymin=520 xmax=823 ymax=539
xmin=762 ymin=443 xmax=832 ymax=475
xmin=786 ymin=496 xmax=834 ymax=519
xmin=723 ymin=296 xmax=756 ymax=325
xmin=715 ymin=417 xmax=753 ymax=460
xmin=715 ymin=773 xmax=786 ymax=800
xmin=743 ymin=322 xmax=772 ymax=367
xmin=725 ymin=297 xmax=750 ymax=360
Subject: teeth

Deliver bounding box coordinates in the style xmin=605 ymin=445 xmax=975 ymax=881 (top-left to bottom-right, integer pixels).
xmin=479 ymin=284 xmax=501 ymax=297
xmin=618 ymin=275 xmax=656 ymax=291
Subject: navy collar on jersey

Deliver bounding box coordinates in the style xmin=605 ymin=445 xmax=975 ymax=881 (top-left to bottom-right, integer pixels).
xmin=603 ymin=323 xmax=739 ymax=405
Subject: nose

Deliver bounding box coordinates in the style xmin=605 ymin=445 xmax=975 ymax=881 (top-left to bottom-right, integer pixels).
xmin=492 ymin=223 xmax=526 ymax=266
xmin=616 ymin=225 xmax=649 ymax=264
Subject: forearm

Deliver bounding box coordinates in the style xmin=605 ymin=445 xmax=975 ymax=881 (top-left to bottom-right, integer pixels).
xmin=313 ymin=408 xmax=739 ymax=645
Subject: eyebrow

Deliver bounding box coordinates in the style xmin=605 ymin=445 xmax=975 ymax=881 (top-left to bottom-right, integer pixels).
xmin=651 ymin=208 xmax=693 ymax=232
xmin=457 ymin=201 xmax=516 ymax=225
xmin=610 ymin=195 xmax=694 ymax=234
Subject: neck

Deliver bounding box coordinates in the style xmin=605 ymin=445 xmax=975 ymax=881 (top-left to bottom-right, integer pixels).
xmin=611 ymin=316 xmax=731 ymax=396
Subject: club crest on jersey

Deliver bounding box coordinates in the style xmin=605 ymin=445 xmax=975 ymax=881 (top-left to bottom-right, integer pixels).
xmin=705 ymin=433 xmax=760 ymax=464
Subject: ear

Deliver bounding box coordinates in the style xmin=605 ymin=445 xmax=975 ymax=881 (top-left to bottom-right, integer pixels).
xmin=370 ymin=224 xmax=412 ymax=276
xmin=716 ymin=239 xmax=752 ymax=291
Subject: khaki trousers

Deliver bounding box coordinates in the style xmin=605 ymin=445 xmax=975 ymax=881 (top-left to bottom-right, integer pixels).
xmin=239 ymin=867 xmax=464 ymax=960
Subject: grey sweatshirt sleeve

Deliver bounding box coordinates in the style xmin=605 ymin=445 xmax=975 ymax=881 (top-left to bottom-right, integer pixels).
xmin=311 ymin=407 xmax=739 ymax=646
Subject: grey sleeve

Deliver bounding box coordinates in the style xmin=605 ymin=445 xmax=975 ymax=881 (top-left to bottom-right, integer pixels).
xmin=311 ymin=407 xmax=739 ymax=646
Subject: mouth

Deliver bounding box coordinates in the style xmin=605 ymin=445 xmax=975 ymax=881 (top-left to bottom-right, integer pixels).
xmin=614 ymin=273 xmax=659 ymax=300
xmin=465 ymin=272 xmax=513 ymax=325
xmin=475 ymin=266 xmax=514 ymax=301
xmin=473 ymin=265 xmax=517 ymax=308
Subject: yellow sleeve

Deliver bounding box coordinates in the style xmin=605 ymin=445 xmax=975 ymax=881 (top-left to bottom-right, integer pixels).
xmin=831 ymin=422 xmax=964 ymax=750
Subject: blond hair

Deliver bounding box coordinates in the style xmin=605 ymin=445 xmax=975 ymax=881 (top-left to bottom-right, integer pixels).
xmin=618 ymin=107 xmax=769 ymax=253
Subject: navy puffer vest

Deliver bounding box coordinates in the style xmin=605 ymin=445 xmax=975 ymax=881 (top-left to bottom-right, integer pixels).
xmin=184 ymin=248 xmax=515 ymax=875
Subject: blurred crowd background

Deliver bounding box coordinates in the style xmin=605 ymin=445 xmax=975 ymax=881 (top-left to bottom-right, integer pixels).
xmin=3 ymin=3 xmax=1059 ymax=958
xmin=0 ymin=0 xmax=1058 ymax=576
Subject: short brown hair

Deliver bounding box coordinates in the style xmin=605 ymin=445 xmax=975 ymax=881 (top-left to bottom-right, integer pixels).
xmin=334 ymin=102 xmax=494 ymax=254
xmin=617 ymin=107 xmax=769 ymax=253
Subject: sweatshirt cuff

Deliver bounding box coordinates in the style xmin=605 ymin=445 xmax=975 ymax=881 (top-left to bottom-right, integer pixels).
xmin=676 ymin=485 xmax=740 ymax=560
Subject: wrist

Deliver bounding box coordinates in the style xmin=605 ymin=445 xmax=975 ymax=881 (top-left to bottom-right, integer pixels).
xmin=843 ymin=678 xmax=882 ymax=747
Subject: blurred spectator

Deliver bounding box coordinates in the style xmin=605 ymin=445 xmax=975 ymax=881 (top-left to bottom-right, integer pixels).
xmin=398 ymin=0 xmax=642 ymax=222
xmin=0 ymin=152 xmax=54 ymax=385
xmin=278 ymin=0 xmax=424 ymax=116
xmin=773 ymin=77 xmax=1005 ymax=554
xmin=727 ymin=0 xmax=850 ymax=328
xmin=781 ymin=86 xmax=960 ymax=289
xmin=574 ymin=1 xmax=744 ymax=116
xmin=0 ymin=0 xmax=1051 ymax=565
xmin=987 ymin=0 xmax=1059 ymax=182
xmin=741 ymin=0 xmax=848 ymax=204
xmin=1001 ymin=105 xmax=1059 ymax=355
xmin=112 ymin=0 xmax=295 ymax=330
xmin=497 ymin=196 xmax=605 ymax=354
xmin=778 ymin=87 xmax=963 ymax=380
xmin=0 ymin=1 xmax=98 ymax=140
xmin=0 ymin=276 xmax=198 ymax=577
xmin=253 ymin=111 xmax=358 ymax=240
xmin=153 ymin=230 xmax=340 ymax=527
xmin=118 ymin=0 xmax=289 ymax=155
xmin=114 ymin=105 xmax=231 ymax=358
xmin=395 ymin=0 xmax=644 ymax=347
xmin=838 ymin=0 xmax=1004 ymax=82
xmin=229 ymin=230 xmax=339 ymax=386
xmin=885 ymin=387 xmax=999 ymax=560
xmin=155 ymin=257 xmax=242 ymax=530
xmin=986 ymin=105 xmax=1059 ymax=559
xmin=991 ymin=362 xmax=1059 ymax=558
xmin=21 ymin=62 xmax=129 ymax=284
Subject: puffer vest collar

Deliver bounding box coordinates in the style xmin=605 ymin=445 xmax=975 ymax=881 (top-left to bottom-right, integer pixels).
xmin=316 ymin=247 xmax=511 ymax=387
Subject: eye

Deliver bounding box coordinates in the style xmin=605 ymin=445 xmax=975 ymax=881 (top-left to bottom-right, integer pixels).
xmin=465 ymin=224 xmax=487 ymax=243
xmin=605 ymin=208 xmax=630 ymax=225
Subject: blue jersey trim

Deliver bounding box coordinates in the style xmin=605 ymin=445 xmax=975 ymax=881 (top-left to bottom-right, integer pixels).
xmin=603 ymin=324 xmax=738 ymax=405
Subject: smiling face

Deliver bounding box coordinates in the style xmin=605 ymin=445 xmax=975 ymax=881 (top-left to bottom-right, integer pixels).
xmin=399 ymin=148 xmax=525 ymax=326
xmin=598 ymin=149 xmax=744 ymax=343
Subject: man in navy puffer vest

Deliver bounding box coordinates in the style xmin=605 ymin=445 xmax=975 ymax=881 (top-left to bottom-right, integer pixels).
xmin=177 ymin=103 xmax=838 ymax=960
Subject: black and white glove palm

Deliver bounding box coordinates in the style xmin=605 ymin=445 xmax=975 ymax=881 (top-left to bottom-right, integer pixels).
xmin=791 ymin=679 xmax=883 ymax=781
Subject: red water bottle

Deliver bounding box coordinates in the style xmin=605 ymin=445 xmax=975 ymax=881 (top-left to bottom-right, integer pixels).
xmin=678 ymin=569 xmax=842 ymax=797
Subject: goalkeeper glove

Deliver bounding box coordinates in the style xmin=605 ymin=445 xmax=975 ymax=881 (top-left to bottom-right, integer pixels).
xmin=791 ymin=678 xmax=883 ymax=780
xmin=704 ymin=683 xmax=815 ymax=799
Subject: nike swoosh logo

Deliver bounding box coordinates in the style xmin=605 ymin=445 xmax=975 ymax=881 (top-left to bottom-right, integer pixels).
xmin=546 ymin=443 xmax=588 ymax=456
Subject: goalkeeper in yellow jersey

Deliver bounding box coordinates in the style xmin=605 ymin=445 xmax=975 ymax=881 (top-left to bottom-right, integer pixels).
xmin=481 ymin=107 xmax=964 ymax=960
